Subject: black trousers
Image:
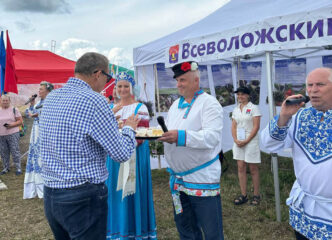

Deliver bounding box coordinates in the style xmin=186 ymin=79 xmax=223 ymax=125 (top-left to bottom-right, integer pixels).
xmin=294 ymin=230 xmax=309 ymax=240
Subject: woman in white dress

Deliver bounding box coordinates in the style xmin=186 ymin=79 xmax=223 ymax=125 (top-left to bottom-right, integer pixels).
xmin=231 ymin=86 xmax=262 ymax=206
xmin=23 ymin=81 xmax=54 ymax=199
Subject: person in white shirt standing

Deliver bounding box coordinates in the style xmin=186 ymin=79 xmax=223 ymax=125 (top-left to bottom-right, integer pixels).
xmin=232 ymin=86 xmax=262 ymax=206
xmin=261 ymin=68 xmax=332 ymax=240
xmin=159 ymin=61 xmax=224 ymax=240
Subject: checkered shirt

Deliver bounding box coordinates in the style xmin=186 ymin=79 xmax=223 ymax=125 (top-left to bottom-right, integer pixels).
xmin=39 ymin=77 xmax=136 ymax=189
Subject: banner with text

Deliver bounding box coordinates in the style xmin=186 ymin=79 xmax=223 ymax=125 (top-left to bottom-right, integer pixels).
xmin=165 ymin=8 xmax=332 ymax=67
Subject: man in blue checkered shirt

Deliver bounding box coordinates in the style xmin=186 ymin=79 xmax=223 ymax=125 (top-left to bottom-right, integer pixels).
xmin=39 ymin=52 xmax=140 ymax=240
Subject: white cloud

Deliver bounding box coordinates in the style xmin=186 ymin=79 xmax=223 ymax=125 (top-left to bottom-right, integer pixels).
xmin=105 ymin=48 xmax=133 ymax=68
xmin=29 ymin=40 xmax=42 ymax=49
xmin=55 ymin=38 xmax=98 ymax=60
xmin=46 ymin=38 xmax=133 ymax=68
xmin=28 ymin=39 xmax=49 ymax=50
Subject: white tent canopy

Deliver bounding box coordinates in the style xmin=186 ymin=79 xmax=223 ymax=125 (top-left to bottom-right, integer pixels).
xmin=133 ymin=0 xmax=332 ymax=221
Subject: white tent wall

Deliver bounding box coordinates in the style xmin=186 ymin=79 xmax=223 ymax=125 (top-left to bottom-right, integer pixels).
xmin=135 ymin=52 xmax=331 ymax=155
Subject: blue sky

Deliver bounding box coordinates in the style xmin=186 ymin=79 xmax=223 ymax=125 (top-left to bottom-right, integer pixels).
xmin=0 ymin=0 xmax=229 ymax=68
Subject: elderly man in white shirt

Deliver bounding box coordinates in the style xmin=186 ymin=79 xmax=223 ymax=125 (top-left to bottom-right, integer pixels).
xmin=159 ymin=61 xmax=224 ymax=240
xmin=261 ymin=68 xmax=332 ymax=240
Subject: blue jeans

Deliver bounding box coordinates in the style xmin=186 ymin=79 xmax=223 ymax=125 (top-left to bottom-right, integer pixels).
xmin=44 ymin=183 xmax=108 ymax=240
xmin=174 ymin=191 xmax=224 ymax=240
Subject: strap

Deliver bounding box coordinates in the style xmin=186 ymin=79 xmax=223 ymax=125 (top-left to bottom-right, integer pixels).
xmin=167 ymin=155 xmax=219 ymax=215
xmin=167 ymin=155 xmax=219 ymax=194
xmin=12 ymin=107 xmax=17 ymax=120
xmin=134 ymin=102 xmax=143 ymax=115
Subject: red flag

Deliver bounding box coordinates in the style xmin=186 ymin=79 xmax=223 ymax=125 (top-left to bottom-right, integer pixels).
xmin=103 ymin=78 xmax=115 ymax=98
xmin=4 ymin=30 xmax=18 ymax=94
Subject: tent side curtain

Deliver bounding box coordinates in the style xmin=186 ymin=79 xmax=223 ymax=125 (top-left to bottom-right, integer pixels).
xmin=13 ymin=49 xmax=76 ymax=84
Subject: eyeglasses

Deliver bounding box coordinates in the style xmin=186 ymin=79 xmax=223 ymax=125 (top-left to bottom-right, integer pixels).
xmin=94 ymin=70 xmax=112 ymax=83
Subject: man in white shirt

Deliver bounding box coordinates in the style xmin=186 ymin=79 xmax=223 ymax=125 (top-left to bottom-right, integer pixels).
xmin=159 ymin=61 xmax=224 ymax=240
xmin=261 ymin=68 xmax=332 ymax=240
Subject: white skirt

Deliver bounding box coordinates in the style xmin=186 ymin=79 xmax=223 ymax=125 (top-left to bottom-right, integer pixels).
xmin=232 ymin=138 xmax=261 ymax=163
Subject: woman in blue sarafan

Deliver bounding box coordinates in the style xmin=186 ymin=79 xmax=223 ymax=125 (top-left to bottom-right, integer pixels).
xmin=23 ymin=81 xmax=54 ymax=199
xmin=106 ymin=71 xmax=157 ymax=239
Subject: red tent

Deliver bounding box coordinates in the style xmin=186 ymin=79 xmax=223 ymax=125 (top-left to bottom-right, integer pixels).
xmin=13 ymin=49 xmax=75 ymax=84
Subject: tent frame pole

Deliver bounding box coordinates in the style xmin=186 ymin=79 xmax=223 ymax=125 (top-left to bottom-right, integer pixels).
xmin=265 ymin=51 xmax=281 ymax=222
xmin=154 ymin=64 xmax=161 ymax=113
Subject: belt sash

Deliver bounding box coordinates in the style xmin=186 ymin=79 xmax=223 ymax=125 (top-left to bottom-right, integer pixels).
xmin=167 ymin=155 xmax=219 ymax=214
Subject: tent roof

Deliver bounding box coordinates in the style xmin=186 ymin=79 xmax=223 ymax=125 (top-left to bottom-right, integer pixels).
xmin=14 ymin=49 xmax=76 ymax=84
xmin=134 ymin=0 xmax=332 ymax=66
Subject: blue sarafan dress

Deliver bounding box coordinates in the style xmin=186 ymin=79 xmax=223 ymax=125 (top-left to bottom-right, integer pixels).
xmin=23 ymin=100 xmax=44 ymax=199
xmin=106 ymin=102 xmax=157 ymax=240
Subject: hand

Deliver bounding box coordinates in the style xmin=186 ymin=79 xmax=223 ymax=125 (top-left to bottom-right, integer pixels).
xmin=118 ymin=119 xmax=124 ymax=129
xmin=235 ymin=139 xmax=248 ymax=148
xmin=30 ymin=98 xmax=35 ymax=106
xmin=124 ymin=114 xmax=140 ymax=130
xmin=158 ymin=130 xmax=178 ymax=144
xmin=112 ymin=103 xmax=123 ymax=114
xmin=29 ymin=112 xmax=38 ymax=118
xmin=279 ymin=94 xmax=305 ymax=126
xmin=4 ymin=123 xmax=12 ymax=129
xmin=234 ymin=139 xmax=241 ymax=146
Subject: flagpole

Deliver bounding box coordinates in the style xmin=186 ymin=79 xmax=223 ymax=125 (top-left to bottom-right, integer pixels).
xmin=0 ymin=31 xmax=6 ymax=95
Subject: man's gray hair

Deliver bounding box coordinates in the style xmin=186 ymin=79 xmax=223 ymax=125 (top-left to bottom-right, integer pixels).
xmin=306 ymin=67 xmax=332 ymax=83
xmin=75 ymin=52 xmax=109 ymax=76
xmin=193 ymin=69 xmax=200 ymax=79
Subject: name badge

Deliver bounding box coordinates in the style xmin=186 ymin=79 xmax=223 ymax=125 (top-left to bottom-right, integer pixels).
xmin=237 ymin=128 xmax=246 ymax=141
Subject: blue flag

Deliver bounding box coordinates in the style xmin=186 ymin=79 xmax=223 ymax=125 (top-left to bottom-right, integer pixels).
xmin=0 ymin=31 xmax=6 ymax=95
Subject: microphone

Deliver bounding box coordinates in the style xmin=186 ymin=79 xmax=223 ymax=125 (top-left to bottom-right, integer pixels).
xmin=25 ymin=94 xmax=37 ymax=105
xmin=35 ymin=105 xmax=43 ymax=109
xmin=157 ymin=116 xmax=168 ymax=133
xmin=285 ymin=95 xmax=310 ymax=105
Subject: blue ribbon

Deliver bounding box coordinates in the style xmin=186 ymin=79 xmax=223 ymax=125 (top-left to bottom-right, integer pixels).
xmin=178 ymin=89 xmax=204 ymax=119
xmin=134 ymin=102 xmax=142 ymax=115
xmin=167 ymin=154 xmax=219 ymax=194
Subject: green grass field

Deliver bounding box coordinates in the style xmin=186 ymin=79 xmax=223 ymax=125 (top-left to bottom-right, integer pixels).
xmin=0 ymin=117 xmax=296 ymax=240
